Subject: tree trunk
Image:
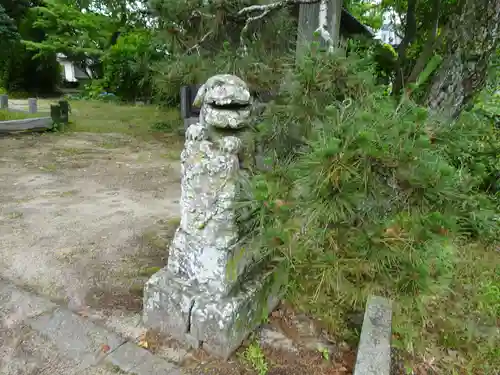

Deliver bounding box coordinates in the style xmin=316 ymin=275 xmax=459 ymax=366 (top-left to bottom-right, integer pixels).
xmin=296 ymin=0 xmax=342 ymax=60
xmin=426 ymin=0 xmax=500 ymax=118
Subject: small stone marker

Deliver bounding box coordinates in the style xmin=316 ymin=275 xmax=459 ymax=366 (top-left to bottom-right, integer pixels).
xmin=0 ymin=94 xmax=7 ymax=109
xmin=51 ymin=104 xmax=61 ymax=123
xmin=58 ymin=100 xmax=69 ymax=124
xmin=144 ymin=75 xmax=275 ymax=359
xmin=353 ymin=296 xmax=393 ymax=375
xmin=28 ymin=98 xmax=37 ymax=113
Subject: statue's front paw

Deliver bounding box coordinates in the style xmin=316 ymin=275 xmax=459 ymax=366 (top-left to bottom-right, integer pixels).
xmin=186 ymin=124 xmax=208 ymax=141
xmin=217 ymin=136 xmax=241 ymax=154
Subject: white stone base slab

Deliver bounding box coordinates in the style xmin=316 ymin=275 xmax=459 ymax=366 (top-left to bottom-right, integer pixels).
xmin=143 ymin=268 xmax=278 ymax=359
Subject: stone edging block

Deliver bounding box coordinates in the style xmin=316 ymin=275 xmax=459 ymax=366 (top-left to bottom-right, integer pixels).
xmin=28 ymin=308 xmax=182 ymax=374
xmin=353 ymin=295 xmax=393 ymax=375
xmin=0 ymin=278 xmax=181 ymax=375
xmin=0 ymin=117 xmax=53 ymax=132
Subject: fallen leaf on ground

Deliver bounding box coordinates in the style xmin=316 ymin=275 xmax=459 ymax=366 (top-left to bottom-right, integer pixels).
xmin=138 ymin=332 xmax=149 ymax=349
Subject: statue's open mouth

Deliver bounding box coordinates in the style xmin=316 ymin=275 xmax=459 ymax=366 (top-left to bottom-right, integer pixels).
xmin=207 ymin=101 xmax=250 ymax=110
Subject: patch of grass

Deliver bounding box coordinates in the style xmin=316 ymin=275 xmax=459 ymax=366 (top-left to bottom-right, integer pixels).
xmin=138 ymin=266 xmax=162 ymax=277
xmin=288 ymin=242 xmax=500 ymax=373
xmin=391 ymin=243 xmax=500 ymax=373
xmin=141 ymin=217 xmax=180 ymax=252
xmin=100 ymin=142 xmax=119 ymax=149
xmin=59 ymin=190 xmax=79 ymax=197
xmin=239 ymin=342 xmax=269 ymax=375
xmin=59 ymin=147 xmax=87 ymax=156
xmin=66 ymin=100 xmax=183 ymax=141
xmin=0 ymin=110 xmax=43 ymax=121
xmin=129 ymin=280 xmax=145 ymax=298
xmin=141 ymin=229 xmax=170 ymax=251
xmin=123 ymin=217 xmax=180 ymax=283
xmin=160 ymin=150 xmax=181 ymax=160
xmin=107 ymin=364 xmax=128 ymax=374
xmin=7 ymin=211 xmax=24 ymax=219
xmin=40 ymin=163 xmax=58 ymax=172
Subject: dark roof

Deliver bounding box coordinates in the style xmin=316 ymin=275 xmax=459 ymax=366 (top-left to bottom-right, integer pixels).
xmin=341 ymin=8 xmax=374 ymax=37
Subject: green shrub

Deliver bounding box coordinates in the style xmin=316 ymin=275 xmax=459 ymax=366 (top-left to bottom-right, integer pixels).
xmin=233 ymin=49 xmax=499 ymax=373
xmin=102 ymin=29 xmax=163 ymax=102
xmin=152 ymin=11 xmax=296 ymax=106
xmin=80 ymin=80 xmax=119 ymax=102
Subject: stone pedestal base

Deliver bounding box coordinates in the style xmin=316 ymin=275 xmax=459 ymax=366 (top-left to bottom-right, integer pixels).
xmin=143 ymin=268 xmax=278 ymax=359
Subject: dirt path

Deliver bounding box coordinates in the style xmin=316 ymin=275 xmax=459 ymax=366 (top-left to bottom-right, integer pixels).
xmin=0 ymin=131 xmax=358 ymax=374
xmin=0 ymin=132 xmax=180 ymax=314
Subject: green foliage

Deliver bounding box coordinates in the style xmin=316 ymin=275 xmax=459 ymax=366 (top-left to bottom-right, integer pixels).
xmin=345 ymin=0 xmax=384 ymax=29
xmin=0 ymin=0 xmax=61 ymax=94
xmin=79 ymin=80 xmax=119 ymax=102
xmin=24 ymin=0 xmax=112 ymax=77
xmin=153 ymin=43 xmax=294 ymax=105
xmin=233 ymin=50 xmax=499 ymax=372
xmin=414 ymin=54 xmax=442 ymax=88
xmin=151 ymin=0 xmax=296 ymax=104
xmin=436 ymin=110 xmax=500 ymax=204
xmin=0 ymin=4 xmax=20 ymax=47
xmin=102 ymin=29 xmax=163 ymax=101
xmin=0 ymin=110 xmax=41 ymax=121
xmin=240 ymin=342 xmax=268 ymax=375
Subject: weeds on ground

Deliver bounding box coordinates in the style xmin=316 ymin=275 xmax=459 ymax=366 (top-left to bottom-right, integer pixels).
xmin=232 ymin=49 xmax=499 ymax=374
xmin=65 ymin=100 xmax=182 ymax=141
xmin=239 ymin=342 xmax=269 ymax=375
xmin=0 ymin=110 xmax=43 ymax=121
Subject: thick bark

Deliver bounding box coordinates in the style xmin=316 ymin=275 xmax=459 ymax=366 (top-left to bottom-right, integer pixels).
xmin=426 ymin=0 xmax=500 ymax=118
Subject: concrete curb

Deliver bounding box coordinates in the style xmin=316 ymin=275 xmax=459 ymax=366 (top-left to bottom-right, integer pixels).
xmin=0 ymin=279 xmax=181 ymax=375
xmin=353 ymin=295 xmax=393 ymax=375
xmin=0 ymin=117 xmax=53 ymax=133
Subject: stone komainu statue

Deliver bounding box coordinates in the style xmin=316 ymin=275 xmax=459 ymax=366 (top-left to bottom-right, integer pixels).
xmin=143 ymin=75 xmax=277 ymax=359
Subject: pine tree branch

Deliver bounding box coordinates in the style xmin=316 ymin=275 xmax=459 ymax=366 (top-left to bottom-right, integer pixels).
xmin=186 ymin=30 xmax=214 ymax=55
xmin=237 ymin=0 xmax=321 ymax=17
xmin=237 ymin=0 xmax=322 ymax=53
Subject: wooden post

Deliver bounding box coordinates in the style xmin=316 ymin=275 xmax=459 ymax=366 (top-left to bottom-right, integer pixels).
xmin=296 ymin=1 xmax=321 ymax=60
xmin=180 ymin=86 xmax=190 ymax=119
xmin=28 ymin=98 xmax=38 ymax=113
xmin=58 ymin=100 xmax=69 ymax=124
xmin=0 ymin=95 xmax=8 ymax=110
xmin=328 ymin=0 xmax=342 ymax=49
xmin=295 ymin=0 xmax=343 ymax=61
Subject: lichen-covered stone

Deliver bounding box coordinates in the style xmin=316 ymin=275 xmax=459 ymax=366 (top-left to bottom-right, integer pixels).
xmin=143 ymin=74 xmax=274 ymax=359
xmin=194 ymin=74 xmax=252 ymax=129
xmin=194 ymin=75 xmax=251 ymax=107
xmin=167 ymin=131 xmax=242 ymax=292
xmin=201 ymin=105 xmax=252 ymax=129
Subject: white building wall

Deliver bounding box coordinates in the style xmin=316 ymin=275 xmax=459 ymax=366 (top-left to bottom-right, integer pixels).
xmin=61 ymin=61 xmax=77 ymax=82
